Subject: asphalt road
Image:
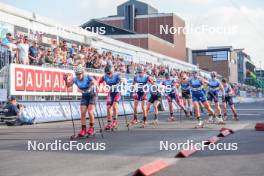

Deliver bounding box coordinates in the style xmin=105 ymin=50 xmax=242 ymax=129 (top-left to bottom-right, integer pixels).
xmin=0 ymin=102 xmax=263 ymax=176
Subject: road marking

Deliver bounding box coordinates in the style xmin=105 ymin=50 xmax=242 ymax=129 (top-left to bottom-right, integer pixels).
xmin=236 ymin=109 xmax=264 ymax=111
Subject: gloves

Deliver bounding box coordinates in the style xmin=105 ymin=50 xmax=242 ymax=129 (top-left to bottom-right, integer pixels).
xmin=63 ymin=74 xmax=68 ymax=82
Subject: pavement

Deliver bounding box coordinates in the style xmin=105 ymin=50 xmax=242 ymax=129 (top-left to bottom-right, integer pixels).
xmin=0 ymin=101 xmax=264 ymax=176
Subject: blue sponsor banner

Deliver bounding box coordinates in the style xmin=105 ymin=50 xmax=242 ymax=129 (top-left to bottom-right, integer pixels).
xmin=119 ymin=101 xmax=133 ymax=115
xmin=22 ymin=102 xmax=66 ymax=123
xmin=20 ymin=99 xmax=148 ymax=123
xmin=59 ymin=102 xmax=80 ymax=120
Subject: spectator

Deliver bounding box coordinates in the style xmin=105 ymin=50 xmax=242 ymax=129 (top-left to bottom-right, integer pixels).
xmin=1 ymin=33 xmax=12 ymax=46
xmin=38 ymin=47 xmax=45 ymax=65
xmin=4 ymin=96 xmax=21 ymax=117
xmin=29 ymin=40 xmax=38 ymax=65
xmin=69 ymin=43 xmax=77 ymax=58
xmin=17 ymin=36 xmax=29 ymax=64
xmin=4 ymin=96 xmax=35 ymax=126
xmin=44 ymin=48 xmax=54 ymax=64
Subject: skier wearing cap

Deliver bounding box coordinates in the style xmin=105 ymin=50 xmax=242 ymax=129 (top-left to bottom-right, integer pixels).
xmin=129 ymin=65 xmax=154 ymax=128
xmin=221 ymin=78 xmax=238 ymax=121
xmin=207 ymin=71 xmax=225 ymax=124
xmin=64 ymin=64 xmax=97 ymax=138
xmin=146 ymin=77 xmax=161 ymax=125
xmin=98 ymin=63 xmax=124 ymax=130
xmin=189 ymin=70 xmax=215 ymax=128
xmin=162 ymin=72 xmax=188 ymax=122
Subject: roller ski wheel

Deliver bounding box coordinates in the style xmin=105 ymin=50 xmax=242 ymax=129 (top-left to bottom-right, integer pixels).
xmin=127 ymin=118 xmax=139 ymax=127
xmin=195 ymin=120 xmax=204 ymax=128
xmin=70 ymin=129 xmax=87 ymax=140
xmin=104 ymin=124 xmax=113 ymax=131
xmin=215 ymin=116 xmax=225 ymax=125
xmin=233 ymin=114 xmax=239 ymax=121
xmin=183 ymin=109 xmax=189 ymax=118
xmin=151 ymin=119 xmax=159 ymax=126
xmin=168 ymin=117 xmax=176 ymax=122
xmin=139 ymin=121 xmax=147 ymax=128
xmin=207 ymin=115 xmax=214 ymax=124
xmin=111 ymin=121 xmax=118 ymax=131
xmin=70 ymin=134 xmax=88 ymax=140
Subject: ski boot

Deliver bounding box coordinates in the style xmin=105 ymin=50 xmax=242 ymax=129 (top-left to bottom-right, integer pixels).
xmin=215 ymin=115 xmax=225 ymax=125
xmin=223 ymin=113 xmax=228 ymax=121
xmin=195 ymin=118 xmax=204 ymax=128
xmin=70 ymin=129 xmax=87 ymax=140
xmin=233 ymin=113 xmax=239 ymax=121
xmin=168 ymin=116 xmax=176 ymax=122
xmin=111 ymin=120 xmax=118 ymax=131
xmin=207 ymin=114 xmax=214 ymax=124
xmin=105 ymin=123 xmax=113 ymax=131
xmin=127 ymin=118 xmax=139 ymax=127
xmin=87 ymin=127 xmax=96 ymax=137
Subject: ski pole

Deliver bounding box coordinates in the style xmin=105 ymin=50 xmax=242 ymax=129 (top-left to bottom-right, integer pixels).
xmin=95 ymin=100 xmax=104 ymax=139
xmin=121 ymin=94 xmax=130 ymax=131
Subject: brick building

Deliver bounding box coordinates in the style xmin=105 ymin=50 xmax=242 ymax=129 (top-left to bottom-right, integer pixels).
xmin=82 ymin=0 xmax=187 ymax=61
xmin=192 ymin=46 xmax=239 ymax=83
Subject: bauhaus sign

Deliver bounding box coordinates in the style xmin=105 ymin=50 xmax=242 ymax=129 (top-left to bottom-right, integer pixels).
xmin=9 ymin=64 xmax=103 ymax=96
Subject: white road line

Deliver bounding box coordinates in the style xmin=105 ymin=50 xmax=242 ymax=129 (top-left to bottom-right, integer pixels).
xmin=236 ymin=109 xmax=264 ymax=111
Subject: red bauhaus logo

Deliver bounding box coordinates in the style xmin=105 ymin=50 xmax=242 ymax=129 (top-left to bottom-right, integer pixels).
xmin=14 ymin=67 xmax=73 ymax=93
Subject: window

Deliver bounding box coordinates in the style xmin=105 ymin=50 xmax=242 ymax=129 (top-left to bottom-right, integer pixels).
xmin=206 ymin=51 xmax=228 ymax=61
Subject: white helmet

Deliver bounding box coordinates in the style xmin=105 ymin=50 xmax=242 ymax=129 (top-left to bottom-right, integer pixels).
xmin=210 ymin=71 xmax=217 ymax=78
xmin=74 ymin=64 xmax=84 ymax=74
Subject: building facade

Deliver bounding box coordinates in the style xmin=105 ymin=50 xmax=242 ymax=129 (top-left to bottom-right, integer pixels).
xmin=192 ymin=46 xmax=238 ymax=83
xmin=235 ymin=49 xmax=256 ymax=85
xmin=82 ymin=0 xmax=187 ymax=61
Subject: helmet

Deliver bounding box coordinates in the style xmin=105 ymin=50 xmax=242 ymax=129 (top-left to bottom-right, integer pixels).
xmin=210 ymin=71 xmax=217 ymax=78
xmin=165 ymin=72 xmax=170 ymax=79
xmin=137 ymin=65 xmax=144 ymax=73
xmin=104 ymin=64 xmax=114 ymax=74
xmin=74 ymin=64 xmax=84 ymax=74
xmin=192 ymin=70 xmax=199 ymax=77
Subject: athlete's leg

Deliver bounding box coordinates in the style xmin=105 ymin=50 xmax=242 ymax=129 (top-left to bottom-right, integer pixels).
xmin=141 ymin=100 xmax=147 ymax=123
xmin=87 ymin=104 xmax=95 ymax=135
xmin=153 ymin=100 xmax=160 ymax=120
xmin=79 ymin=105 xmax=88 ymax=136
xmin=203 ymin=101 xmax=215 ymax=115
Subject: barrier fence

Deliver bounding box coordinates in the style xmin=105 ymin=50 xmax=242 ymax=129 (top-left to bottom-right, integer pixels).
xmin=20 ymin=99 xmax=173 ymax=123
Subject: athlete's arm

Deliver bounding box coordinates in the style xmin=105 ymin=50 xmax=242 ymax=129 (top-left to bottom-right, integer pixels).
xmin=98 ymin=76 xmax=105 ymax=85
xmin=63 ymin=73 xmax=74 ymax=87
xmin=148 ymin=76 xmax=155 ymax=85
xmin=201 ymin=77 xmax=209 ymax=85
xmin=219 ymin=81 xmax=225 ymax=96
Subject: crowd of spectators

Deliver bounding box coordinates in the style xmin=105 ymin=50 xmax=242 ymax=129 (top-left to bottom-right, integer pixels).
xmin=0 ymin=33 xmax=263 ymax=94
xmin=0 ymin=33 xmax=180 ymax=77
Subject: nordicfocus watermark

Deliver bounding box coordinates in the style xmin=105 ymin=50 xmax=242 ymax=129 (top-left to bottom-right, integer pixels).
xmin=89 ymin=83 xmax=174 ymax=94
xmin=160 ymin=140 xmax=238 ymax=151
xmin=27 ymin=140 xmax=106 ymax=151
xmin=160 ymin=24 xmax=237 ymax=35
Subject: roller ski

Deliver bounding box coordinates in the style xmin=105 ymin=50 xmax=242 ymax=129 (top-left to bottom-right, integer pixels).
xmin=71 ymin=127 xmax=96 ymax=139
xmin=215 ymin=115 xmax=225 ymax=125
xmin=233 ymin=113 xmax=239 ymax=121
xmin=195 ymin=118 xmax=204 ymax=128
xmin=151 ymin=119 xmax=159 ymax=126
xmin=105 ymin=120 xmax=118 ymax=131
xmin=139 ymin=121 xmax=147 ymax=128
xmin=127 ymin=118 xmax=140 ymax=127
xmin=207 ymin=114 xmax=215 ymax=124
xmin=223 ymin=113 xmax=228 ymax=121
xmin=168 ymin=116 xmax=176 ymax=122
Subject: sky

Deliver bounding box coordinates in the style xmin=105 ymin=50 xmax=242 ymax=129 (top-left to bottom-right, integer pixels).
xmin=0 ymin=0 xmax=263 ymax=68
